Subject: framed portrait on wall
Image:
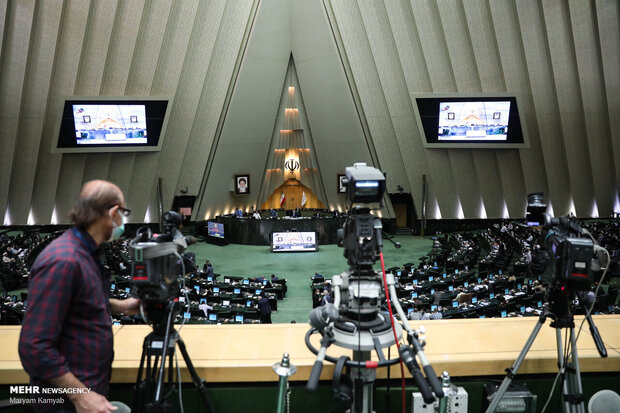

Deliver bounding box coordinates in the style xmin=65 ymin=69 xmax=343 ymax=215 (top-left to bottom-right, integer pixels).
xmin=337 ymin=174 xmax=347 ymax=193
xmin=235 ymin=174 xmax=250 ymax=195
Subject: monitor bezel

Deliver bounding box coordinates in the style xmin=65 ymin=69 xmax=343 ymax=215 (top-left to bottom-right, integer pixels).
xmin=52 ymin=95 xmax=173 ymax=154
xmin=411 ymin=92 xmax=529 ymax=149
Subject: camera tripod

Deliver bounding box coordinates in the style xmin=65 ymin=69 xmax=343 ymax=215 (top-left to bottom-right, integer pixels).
xmin=133 ymin=303 xmax=215 ymax=413
xmin=486 ymin=294 xmax=607 ymax=413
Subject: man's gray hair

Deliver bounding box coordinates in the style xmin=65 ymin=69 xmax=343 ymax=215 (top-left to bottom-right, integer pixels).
xmin=69 ymin=180 xmax=123 ymax=229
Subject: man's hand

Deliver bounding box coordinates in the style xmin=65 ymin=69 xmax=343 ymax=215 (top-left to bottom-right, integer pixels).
xmin=72 ymin=390 xmax=117 ymax=413
xmin=49 ymin=372 xmax=117 ymax=413
xmin=109 ymin=297 xmax=141 ymax=316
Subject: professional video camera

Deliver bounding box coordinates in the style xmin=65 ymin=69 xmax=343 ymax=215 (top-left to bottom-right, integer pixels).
xmin=542 ymin=214 xmax=595 ymax=292
xmin=487 ymin=196 xmax=608 ymax=413
xmin=306 ymin=163 xmax=444 ymax=413
xmin=128 ymin=211 xmax=214 ymax=413
xmin=129 ymin=211 xmax=197 ymax=307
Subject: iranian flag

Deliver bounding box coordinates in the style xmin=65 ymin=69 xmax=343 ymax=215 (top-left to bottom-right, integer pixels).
xmin=279 ymin=191 xmax=286 ymax=207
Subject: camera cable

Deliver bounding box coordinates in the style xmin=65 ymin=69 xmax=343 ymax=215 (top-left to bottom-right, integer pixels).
xmin=379 ymin=251 xmax=406 ymax=413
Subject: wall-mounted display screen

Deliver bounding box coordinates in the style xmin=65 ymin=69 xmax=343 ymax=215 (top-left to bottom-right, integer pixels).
xmin=207 ymin=221 xmax=225 ymax=239
xmin=53 ymin=96 xmax=171 ymax=153
xmin=412 ymin=94 xmax=527 ymax=148
xmin=271 ymin=231 xmax=317 ymax=252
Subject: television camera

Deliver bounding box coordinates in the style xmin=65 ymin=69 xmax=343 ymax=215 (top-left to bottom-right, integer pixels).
xmin=305 ymin=163 xmax=444 ymax=413
xmin=128 ymin=211 xmax=214 ymax=413
xmin=129 ymin=211 xmax=197 ymax=322
xmin=486 ymin=199 xmax=608 ymax=413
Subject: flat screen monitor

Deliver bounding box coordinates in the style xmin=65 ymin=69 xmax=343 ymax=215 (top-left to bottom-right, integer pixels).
xmin=212 ymin=287 xmax=220 ymax=293
xmin=235 ymin=315 xmax=244 ymax=323
xmin=448 ymin=285 xmax=454 ymax=291
xmin=271 ymin=232 xmax=318 ymax=252
xmin=452 ymin=301 xmax=458 ymax=308
xmin=110 ymin=283 xmax=116 ymax=290
xmin=207 ymin=221 xmax=225 ymax=239
xmin=54 ymin=97 xmax=171 ymax=153
xmin=411 ymin=292 xmax=418 ymax=298
xmin=428 ymin=276 xmax=434 ymax=282
xmin=243 ymin=279 xmax=250 ymax=285
xmin=431 ymin=305 xmax=437 ymax=311
xmin=490 ymin=293 xmax=495 ymax=299
xmin=262 ymin=280 xmax=268 ymax=285
xmin=222 ymin=300 xmax=230 ymax=307
xmin=407 ymin=308 xmax=414 ymax=314
xmin=207 ymin=276 xmax=213 ymax=282
xmin=464 ymin=282 xmax=469 ymax=288
xmin=501 ymin=310 xmax=507 ymax=318
xmin=246 ymin=300 xmax=253 ymax=307
xmin=200 ymin=298 xmax=207 ymax=304
xmin=233 ymin=288 xmax=241 ymax=295
xmin=255 ymin=289 xmax=262 ymax=295
xmin=472 ymin=297 xmax=478 ymax=304
xmin=208 ymin=314 xmax=217 ymax=321
xmin=412 ymin=94 xmax=527 ymax=148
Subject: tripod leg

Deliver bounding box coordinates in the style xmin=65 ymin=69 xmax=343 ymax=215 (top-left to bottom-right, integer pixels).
xmin=559 ymin=329 xmax=585 ymax=413
xmin=176 ymin=336 xmax=215 ymax=413
xmin=133 ymin=339 xmax=150 ymax=413
xmin=485 ymin=316 xmax=547 ymax=413
xmin=154 ymin=308 xmax=175 ymax=404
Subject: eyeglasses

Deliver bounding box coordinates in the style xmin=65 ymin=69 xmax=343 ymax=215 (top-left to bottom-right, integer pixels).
xmin=109 ymin=205 xmax=131 ymax=217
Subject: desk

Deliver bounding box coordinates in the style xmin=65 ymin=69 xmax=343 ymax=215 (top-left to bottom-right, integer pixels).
xmin=2 ymin=315 xmax=619 ymax=384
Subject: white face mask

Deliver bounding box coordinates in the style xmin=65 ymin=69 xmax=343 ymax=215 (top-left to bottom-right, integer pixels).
xmin=108 ymin=209 xmax=125 ymax=242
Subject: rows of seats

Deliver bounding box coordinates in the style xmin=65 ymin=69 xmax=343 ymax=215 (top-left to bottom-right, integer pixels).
xmin=310 ymin=218 xmax=620 ymax=321
xmin=1 ymin=230 xmax=62 ymax=292
xmin=110 ymin=269 xmax=287 ymax=325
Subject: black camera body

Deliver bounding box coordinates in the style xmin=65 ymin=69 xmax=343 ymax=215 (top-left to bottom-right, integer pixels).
xmin=129 ymin=211 xmax=190 ymax=305
xmin=545 ymin=233 xmax=593 ymax=291
xmin=543 ymin=215 xmax=594 ymax=292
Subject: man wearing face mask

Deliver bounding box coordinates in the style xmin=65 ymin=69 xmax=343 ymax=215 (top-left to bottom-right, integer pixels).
xmin=19 ymin=180 xmax=140 ymax=413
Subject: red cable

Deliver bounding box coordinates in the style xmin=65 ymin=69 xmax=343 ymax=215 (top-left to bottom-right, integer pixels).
xmin=379 ymin=251 xmax=407 ymax=413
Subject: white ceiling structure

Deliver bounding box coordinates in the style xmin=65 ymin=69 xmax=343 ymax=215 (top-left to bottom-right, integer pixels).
xmin=0 ymin=0 xmax=617 ymax=225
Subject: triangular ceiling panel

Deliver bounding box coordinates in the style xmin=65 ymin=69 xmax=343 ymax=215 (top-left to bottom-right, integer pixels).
xmin=195 ymin=0 xmax=382 ymax=219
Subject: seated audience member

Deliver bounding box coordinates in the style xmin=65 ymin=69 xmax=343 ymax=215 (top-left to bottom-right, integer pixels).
xmin=234 ymin=208 xmax=243 ymax=218
xmin=270 ymin=208 xmax=278 ymax=219
xmin=271 ymin=274 xmax=279 ymax=282
xmin=252 ymin=210 xmax=262 ymax=219
xmin=312 ymin=272 xmax=325 ymax=282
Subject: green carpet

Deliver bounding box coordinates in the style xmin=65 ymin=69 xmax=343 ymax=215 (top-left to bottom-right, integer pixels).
xmin=186 ymin=235 xmax=434 ymax=323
